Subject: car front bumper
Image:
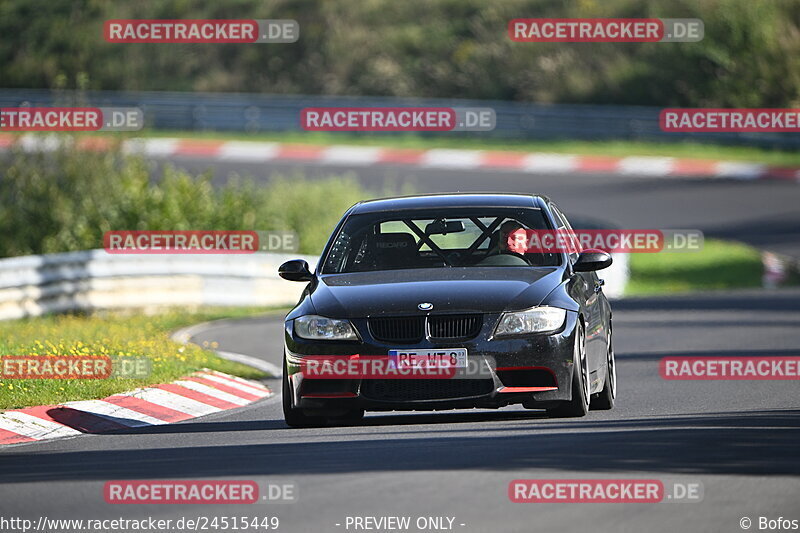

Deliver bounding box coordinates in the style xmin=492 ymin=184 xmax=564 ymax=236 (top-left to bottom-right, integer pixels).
xmin=284 ymin=311 xmax=579 ymax=412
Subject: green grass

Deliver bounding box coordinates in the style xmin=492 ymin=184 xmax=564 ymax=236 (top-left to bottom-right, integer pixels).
xmin=0 ymin=307 xmax=284 ymax=410
xmin=626 ymin=239 xmax=766 ymax=296
xmin=112 ymin=130 xmax=800 ymax=167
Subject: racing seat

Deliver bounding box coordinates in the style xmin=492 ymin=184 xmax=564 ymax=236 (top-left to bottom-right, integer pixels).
xmin=373 ymin=232 xmax=417 ymax=269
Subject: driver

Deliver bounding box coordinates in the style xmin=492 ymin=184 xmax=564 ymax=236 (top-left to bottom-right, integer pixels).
xmin=498 ymin=220 xmax=529 ymax=254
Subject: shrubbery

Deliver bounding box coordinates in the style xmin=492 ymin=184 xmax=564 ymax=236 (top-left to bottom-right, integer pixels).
xmin=0 ymin=138 xmax=370 ymax=257
xmin=1 ymin=0 xmax=798 ymax=107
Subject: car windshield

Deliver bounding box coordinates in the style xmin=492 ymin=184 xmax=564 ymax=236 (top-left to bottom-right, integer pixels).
xmin=321 ymin=207 xmax=561 ymax=273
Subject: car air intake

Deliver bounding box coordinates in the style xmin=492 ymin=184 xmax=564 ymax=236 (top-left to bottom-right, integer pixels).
xmin=361 ymin=378 xmax=494 ymax=401
xmin=368 ymin=316 xmax=425 ymax=343
xmin=496 ymin=368 xmax=558 ymax=388
xmin=428 ymin=314 xmax=482 ymax=340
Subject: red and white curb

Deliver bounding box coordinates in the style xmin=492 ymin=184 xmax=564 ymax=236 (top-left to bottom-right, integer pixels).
xmin=0 ymin=370 xmax=272 ymax=446
xmin=1 ymin=133 xmax=798 ymax=181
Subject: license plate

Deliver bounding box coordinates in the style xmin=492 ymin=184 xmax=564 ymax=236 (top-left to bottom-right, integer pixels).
xmin=389 ymin=348 xmax=468 ymax=369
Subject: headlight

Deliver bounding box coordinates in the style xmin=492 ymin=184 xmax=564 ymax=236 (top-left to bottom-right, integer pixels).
xmin=494 ymin=306 xmax=566 ymax=336
xmin=294 ymin=315 xmax=358 ymax=341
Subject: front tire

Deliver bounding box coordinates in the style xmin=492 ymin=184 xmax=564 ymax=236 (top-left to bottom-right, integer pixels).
xmin=282 ymin=358 xmax=324 ymax=428
xmin=547 ymin=323 xmax=589 ymax=418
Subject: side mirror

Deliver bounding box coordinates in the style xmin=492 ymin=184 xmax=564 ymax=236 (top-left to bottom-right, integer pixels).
xmin=573 ymin=249 xmax=612 ymax=272
xmin=278 ymin=259 xmax=314 ymax=282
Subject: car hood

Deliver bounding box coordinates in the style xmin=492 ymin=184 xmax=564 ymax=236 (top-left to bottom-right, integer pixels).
xmin=311 ymin=267 xmax=563 ymax=318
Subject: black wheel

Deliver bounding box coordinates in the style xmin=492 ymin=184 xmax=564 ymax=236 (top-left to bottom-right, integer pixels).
xmin=591 ymin=324 xmax=616 ymax=410
xmin=547 ymin=323 xmax=590 ymax=418
xmin=282 ymin=358 xmax=325 ymax=428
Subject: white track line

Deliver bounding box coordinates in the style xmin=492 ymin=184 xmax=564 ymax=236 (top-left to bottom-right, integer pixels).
xmin=215 ymin=350 xmax=282 ymax=378
xmin=522 ymin=153 xmax=577 ymax=173
xmin=618 ymin=156 xmax=675 ymax=176
xmin=715 ymin=161 xmax=766 ymax=180
xmin=218 ymin=141 xmax=280 ymax=161
xmin=421 ymin=149 xmax=483 ymax=169
xmin=123 ymin=138 xmax=179 ymax=157
xmin=321 ymin=146 xmax=383 ymax=165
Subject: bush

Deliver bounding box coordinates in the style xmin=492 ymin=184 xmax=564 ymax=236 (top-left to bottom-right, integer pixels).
xmin=1 ymin=0 xmax=798 ymax=107
xmin=0 ymin=137 xmax=370 ymax=257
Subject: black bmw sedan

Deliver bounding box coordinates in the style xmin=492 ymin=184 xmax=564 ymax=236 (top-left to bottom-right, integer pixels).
xmin=278 ymin=193 xmax=616 ymax=427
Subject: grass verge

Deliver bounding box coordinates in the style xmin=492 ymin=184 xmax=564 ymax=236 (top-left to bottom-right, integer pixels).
xmin=0 ymin=307 xmax=283 ymax=410
xmin=626 ymin=239 xmax=766 ymax=296
xmin=123 ymin=130 xmax=800 ymax=167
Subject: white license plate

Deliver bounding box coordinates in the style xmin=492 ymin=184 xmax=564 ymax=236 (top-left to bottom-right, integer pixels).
xmin=388 ymin=348 xmax=468 ymax=369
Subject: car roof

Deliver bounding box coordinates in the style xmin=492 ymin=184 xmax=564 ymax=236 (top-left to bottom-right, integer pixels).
xmin=350 ymin=193 xmax=550 ymax=214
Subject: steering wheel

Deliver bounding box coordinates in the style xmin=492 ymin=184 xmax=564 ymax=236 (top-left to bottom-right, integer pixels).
xmin=498 ymin=250 xmax=529 ymax=263
xmin=477 ymin=249 xmax=530 ymax=266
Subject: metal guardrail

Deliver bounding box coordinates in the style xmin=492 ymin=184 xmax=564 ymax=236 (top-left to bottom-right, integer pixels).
xmin=0 ymin=250 xmax=318 ymax=321
xmin=0 ymin=249 xmax=627 ymax=321
xmin=1 ymin=89 xmax=797 ymax=149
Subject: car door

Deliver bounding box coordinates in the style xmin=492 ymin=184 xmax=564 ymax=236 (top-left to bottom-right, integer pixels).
xmin=550 ymin=204 xmax=606 ymax=390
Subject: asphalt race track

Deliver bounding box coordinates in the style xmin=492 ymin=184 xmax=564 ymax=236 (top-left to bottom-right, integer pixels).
xmin=1 ymin=159 xmax=799 ymax=532
xmin=1 ymin=289 xmax=799 ymax=532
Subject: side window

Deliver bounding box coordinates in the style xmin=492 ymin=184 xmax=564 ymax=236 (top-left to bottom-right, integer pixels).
xmin=549 ymin=206 xmax=565 ymax=229
xmin=324 ymin=231 xmax=353 ymax=273
xmin=550 ymin=204 xmax=579 ymax=263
